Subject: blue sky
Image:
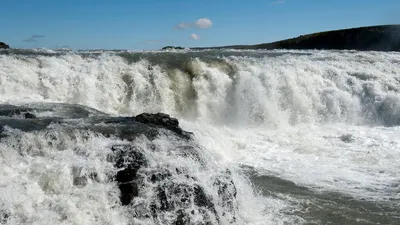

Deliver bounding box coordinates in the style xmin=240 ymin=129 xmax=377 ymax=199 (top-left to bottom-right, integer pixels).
xmin=0 ymin=0 xmax=399 ymax=50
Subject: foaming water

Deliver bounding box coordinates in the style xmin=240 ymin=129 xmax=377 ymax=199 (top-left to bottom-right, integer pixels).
xmin=1 ymin=50 xmax=399 ymax=126
xmin=0 ymin=128 xmax=124 ymax=225
xmin=0 ymin=49 xmax=399 ymax=224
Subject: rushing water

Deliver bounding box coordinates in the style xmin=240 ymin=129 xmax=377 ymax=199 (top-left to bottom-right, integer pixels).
xmin=0 ymin=48 xmax=399 ymax=224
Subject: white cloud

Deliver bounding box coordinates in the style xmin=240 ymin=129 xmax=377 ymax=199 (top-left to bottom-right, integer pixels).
xmin=194 ymin=18 xmax=213 ymax=29
xmin=190 ymin=34 xmax=200 ymax=40
xmin=174 ymin=18 xmax=213 ymax=30
xmin=175 ymin=22 xmax=191 ymax=30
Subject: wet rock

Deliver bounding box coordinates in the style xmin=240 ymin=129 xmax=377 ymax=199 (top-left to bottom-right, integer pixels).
xmin=88 ymin=172 xmax=100 ymax=182
xmin=111 ymin=145 xmax=147 ymax=170
xmin=151 ymin=182 xmax=219 ymax=222
xmin=194 ymin=185 xmax=213 ymax=208
xmin=0 ymin=42 xmax=9 ymax=49
xmin=110 ymin=145 xmax=147 ymax=205
xmin=116 ymin=168 xmax=138 ymax=183
xmin=135 ymin=113 xmax=192 ymax=138
xmin=73 ymin=176 xmax=88 ymax=186
xmin=340 ymin=134 xmax=354 ymax=143
xmin=0 ymin=126 xmax=7 ymax=139
xmin=107 ymin=142 xmax=234 ymax=224
xmin=0 ymin=108 xmax=37 ymax=119
xmin=0 ymin=211 xmax=9 ymax=224
xmin=0 ymin=104 xmax=239 ymax=224
xmin=175 ymin=209 xmax=190 ymax=225
xmin=119 ymin=182 xmax=139 ymax=205
xmin=135 ymin=112 xmax=179 ymax=128
xmin=157 ymin=185 xmax=171 ymax=210
xmin=213 ymin=172 xmax=239 ymax=223
xmin=24 ymin=112 xmax=36 ymax=119
xmin=150 ymin=170 xmax=172 ymax=183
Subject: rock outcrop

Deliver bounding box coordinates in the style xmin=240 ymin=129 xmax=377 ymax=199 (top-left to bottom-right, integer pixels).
xmin=135 ymin=112 xmax=192 ymax=138
xmin=0 ymin=42 xmax=9 ymax=49
xmin=109 ymin=142 xmax=238 ymax=224
xmin=0 ymin=104 xmax=239 ymax=224
xmin=161 ymin=46 xmax=185 ymax=50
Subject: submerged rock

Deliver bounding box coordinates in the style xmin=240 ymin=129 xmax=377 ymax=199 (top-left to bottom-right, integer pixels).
xmin=0 ymin=211 xmax=9 ymax=224
xmin=73 ymin=176 xmax=88 ymax=186
xmin=340 ymin=134 xmax=354 ymax=143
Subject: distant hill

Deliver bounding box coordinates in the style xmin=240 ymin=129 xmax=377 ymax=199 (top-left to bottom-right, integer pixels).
xmin=189 ymin=25 xmax=400 ymax=51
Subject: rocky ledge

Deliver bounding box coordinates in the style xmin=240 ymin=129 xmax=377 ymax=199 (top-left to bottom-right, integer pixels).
xmin=0 ymin=104 xmax=238 ymax=224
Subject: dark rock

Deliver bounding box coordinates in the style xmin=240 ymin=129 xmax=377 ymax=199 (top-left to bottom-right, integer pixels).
xmin=111 ymin=145 xmax=147 ymax=169
xmin=162 ymin=46 xmax=185 ymax=50
xmin=0 ymin=126 xmax=7 ymax=139
xmin=110 ymin=145 xmax=147 ymax=205
xmin=340 ymin=134 xmax=354 ymax=143
xmin=135 ymin=112 xmax=192 ymax=138
xmin=150 ymin=170 xmax=172 ymax=183
xmin=88 ymin=172 xmax=99 ymax=182
xmin=175 ymin=209 xmax=190 ymax=225
xmin=157 ymin=185 xmax=171 ymax=210
xmin=0 ymin=104 xmax=239 ymax=223
xmin=0 ymin=42 xmax=9 ymax=49
xmin=119 ymin=182 xmax=139 ymax=205
xmin=0 ymin=107 xmax=37 ymax=119
xmin=107 ymin=142 xmax=233 ymax=224
xmin=151 ymin=182 xmax=218 ymax=221
xmin=116 ymin=168 xmax=138 ymax=183
xmin=194 ymin=185 xmax=213 ymax=208
xmin=0 ymin=211 xmax=9 ymax=224
xmin=73 ymin=176 xmax=88 ymax=186
xmin=135 ymin=112 xmax=179 ymax=128
xmin=24 ymin=112 xmax=36 ymax=119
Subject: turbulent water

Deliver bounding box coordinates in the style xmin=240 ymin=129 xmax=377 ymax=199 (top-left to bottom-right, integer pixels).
xmin=0 ymin=48 xmax=399 ymax=224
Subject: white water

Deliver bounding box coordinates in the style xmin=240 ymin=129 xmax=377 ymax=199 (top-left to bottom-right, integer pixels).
xmin=0 ymin=50 xmax=400 ymax=224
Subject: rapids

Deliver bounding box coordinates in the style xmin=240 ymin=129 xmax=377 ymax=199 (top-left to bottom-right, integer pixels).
xmin=0 ymin=48 xmax=399 ymax=224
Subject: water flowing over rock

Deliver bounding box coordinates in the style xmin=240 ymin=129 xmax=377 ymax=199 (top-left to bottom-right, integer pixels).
xmin=1 ymin=49 xmax=399 ymax=224
xmin=0 ymin=103 xmax=239 ymax=225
